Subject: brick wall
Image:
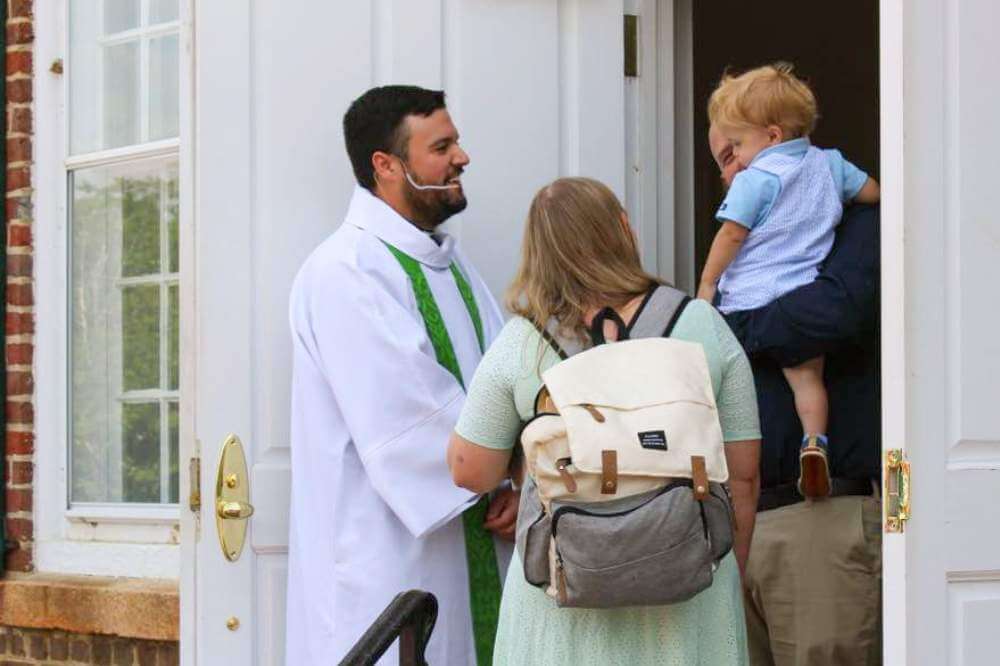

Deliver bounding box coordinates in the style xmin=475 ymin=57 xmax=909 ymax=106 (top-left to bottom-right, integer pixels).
xmin=0 ymin=626 xmax=178 ymax=666
xmin=4 ymin=0 xmax=34 ymax=574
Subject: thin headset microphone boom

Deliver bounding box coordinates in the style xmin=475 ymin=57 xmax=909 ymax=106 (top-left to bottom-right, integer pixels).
xmin=401 ymin=163 xmax=463 ymax=191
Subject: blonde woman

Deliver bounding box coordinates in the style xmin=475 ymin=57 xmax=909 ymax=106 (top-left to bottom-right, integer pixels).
xmin=448 ymin=177 xmax=761 ymax=665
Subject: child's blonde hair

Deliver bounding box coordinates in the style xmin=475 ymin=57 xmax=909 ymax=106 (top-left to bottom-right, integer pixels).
xmin=708 ymin=62 xmax=817 ymax=139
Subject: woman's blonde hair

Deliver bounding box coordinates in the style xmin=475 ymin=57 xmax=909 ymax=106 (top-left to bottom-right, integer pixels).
xmin=708 ymin=62 xmax=817 ymax=139
xmin=506 ymin=177 xmax=662 ymax=343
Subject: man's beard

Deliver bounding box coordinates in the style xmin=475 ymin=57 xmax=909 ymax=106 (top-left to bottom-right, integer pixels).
xmin=402 ymin=172 xmax=468 ymax=228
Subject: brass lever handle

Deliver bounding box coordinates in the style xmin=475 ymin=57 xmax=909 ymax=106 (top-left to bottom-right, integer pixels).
xmin=217 ymin=500 xmax=255 ymax=520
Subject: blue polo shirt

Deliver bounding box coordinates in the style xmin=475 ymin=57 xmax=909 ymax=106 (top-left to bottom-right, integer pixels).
xmin=715 ymin=138 xmax=869 ymax=229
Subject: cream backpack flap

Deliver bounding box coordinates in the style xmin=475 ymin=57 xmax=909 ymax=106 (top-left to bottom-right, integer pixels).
xmin=516 ymin=286 xmax=735 ymax=608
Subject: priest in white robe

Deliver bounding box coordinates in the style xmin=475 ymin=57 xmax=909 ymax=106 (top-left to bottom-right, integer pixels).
xmin=286 ymin=86 xmax=515 ymax=665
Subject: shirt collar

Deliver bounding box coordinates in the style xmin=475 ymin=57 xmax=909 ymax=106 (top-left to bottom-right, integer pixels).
xmin=344 ymin=185 xmax=456 ymax=269
xmin=751 ymin=137 xmax=811 ymax=165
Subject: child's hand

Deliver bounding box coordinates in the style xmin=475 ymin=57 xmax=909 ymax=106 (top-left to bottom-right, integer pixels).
xmin=697 ymin=282 xmax=717 ymax=303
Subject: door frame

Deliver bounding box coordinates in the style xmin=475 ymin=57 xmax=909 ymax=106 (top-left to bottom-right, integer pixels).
xmin=178 ymin=0 xmax=197 ymax=664
xmin=878 ymin=1 xmax=906 ymax=663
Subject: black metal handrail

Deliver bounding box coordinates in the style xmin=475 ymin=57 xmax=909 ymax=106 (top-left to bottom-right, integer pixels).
xmin=339 ymin=590 xmax=438 ymax=666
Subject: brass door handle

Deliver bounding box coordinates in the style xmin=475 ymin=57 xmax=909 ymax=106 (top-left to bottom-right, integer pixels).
xmin=217 ymin=500 xmax=255 ymax=520
xmin=215 ymin=435 xmax=253 ymax=561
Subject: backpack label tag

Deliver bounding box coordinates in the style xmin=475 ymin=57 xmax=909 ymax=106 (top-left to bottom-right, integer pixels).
xmin=638 ymin=430 xmax=668 ymax=451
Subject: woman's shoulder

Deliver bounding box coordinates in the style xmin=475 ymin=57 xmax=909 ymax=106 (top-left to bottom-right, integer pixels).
xmin=671 ymin=297 xmax=717 ymax=333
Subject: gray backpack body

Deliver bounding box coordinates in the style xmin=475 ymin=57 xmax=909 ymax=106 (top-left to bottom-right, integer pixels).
xmin=516 ymin=286 xmax=735 ymax=608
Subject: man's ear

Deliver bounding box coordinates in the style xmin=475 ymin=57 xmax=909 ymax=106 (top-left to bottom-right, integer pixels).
xmin=371 ymin=151 xmax=398 ymax=183
xmin=766 ymin=125 xmax=785 ymax=145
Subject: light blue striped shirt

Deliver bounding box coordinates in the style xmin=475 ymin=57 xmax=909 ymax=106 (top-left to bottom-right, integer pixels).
xmin=714 ymin=139 xmax=869 ymax=313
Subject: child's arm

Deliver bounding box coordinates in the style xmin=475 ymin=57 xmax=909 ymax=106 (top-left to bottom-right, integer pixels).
xmin=698 ymin=221 xmax=750 ymax=302
xmin=853 ymin=176 xmax=880 ymax=204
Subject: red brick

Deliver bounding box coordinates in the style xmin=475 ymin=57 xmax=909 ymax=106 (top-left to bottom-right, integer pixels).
xmin=7 ymin=254 xmax=32 ymax=277
xmin=5 ymin=517 xmax=32 ymax=541
xmin=6 ymin=370 xmax=33 ymax=395
xmin=7 ymin=165 xmax=30 ymax=190
xmin=8 ymin=106 xmax=31 ymax=133
xmin=6 ymin=431 xmax=33 ymax=455
xmin=5 ymin=311 xmax=33 ymax=334
xmin=9 ymin=0 xmax=33 ymax=19
xmin=6 ymin=400 xmax=33 ymax=424
xmin=5 ymin=487 xmax=31 ymax=512
xmin=9 ymin=460 xmax=33 ymax=485
xmin=6 ymin=283 xmax=32 ymax=307
xmin=6 ymin=76 xmax=31 ymax=104
xmin=8 ymin=222 xmax=32 ymax=246
xmin=7 ymin=342 xmax=33 ymax=365
xmin=6 ymin=544 xmax=33 ymax=572
xmin=6 ymin=21 xmax=33 ymax=45
xmin=6 ymin=135 xmax=31 ymax=162
xmin=6 ymin=50 xmax=31 ymax=76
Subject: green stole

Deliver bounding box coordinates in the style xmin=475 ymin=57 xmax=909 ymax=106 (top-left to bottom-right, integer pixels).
xmin=383 ymin=242 xmax=501 ymax=666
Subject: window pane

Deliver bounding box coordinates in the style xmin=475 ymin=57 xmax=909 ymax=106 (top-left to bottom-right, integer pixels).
xmin=104 ymin=0 xmax=140 ymax=34
xmin=122 ymin=285 xmax=160 ymax=391
xmin=122 ymin=402 xmax=161 ymax=502
xmin=103 ymin=41 xmax=141 ymax=149
xmin=168 ymin=284 xmax=179 ymax=390
xmin=149 ymin=34 xmax=180 ymax=141
xmin=167 ymin=177 xmax=179 ymax=273
xmin=150 ymin=0 xmax=179 ymax=25
xmin=122 ymin=174 xmax=161 ymax=276
xmin=169 ymin=401 xmax=179 ymax=503
xmin=71 ymin=159 xmax=180 ymax=505
xmin=70 ymin=4 xmax=180 ymax=153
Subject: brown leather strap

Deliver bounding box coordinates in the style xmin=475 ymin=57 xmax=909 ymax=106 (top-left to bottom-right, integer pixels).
xmin=691 ymin=455 xmax=709 ymax=501
xmin=601 ymin=450 xmax=618 ymax=494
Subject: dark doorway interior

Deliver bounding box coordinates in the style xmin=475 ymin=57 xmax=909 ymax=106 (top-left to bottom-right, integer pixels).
xmin=690 ymin=1 xmax=880 ymax=279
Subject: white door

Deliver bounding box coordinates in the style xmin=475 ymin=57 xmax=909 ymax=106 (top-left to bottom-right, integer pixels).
xmin=880 ymin=1 xmax=1000 ymax=664
xmin=182 ymin=2 xmax=672 ymax=664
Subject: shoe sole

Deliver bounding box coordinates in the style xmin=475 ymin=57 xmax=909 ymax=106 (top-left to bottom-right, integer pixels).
xmin=799 ymin=448 xmax=831 ymax=498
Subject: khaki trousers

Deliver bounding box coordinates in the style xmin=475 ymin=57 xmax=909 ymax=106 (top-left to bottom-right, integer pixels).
xmin=744 ymin=494 xmax=882 ymax=666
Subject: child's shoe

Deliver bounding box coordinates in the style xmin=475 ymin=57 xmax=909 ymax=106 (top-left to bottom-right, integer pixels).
xmin=798 ymin=434 xmax=831 ymax=499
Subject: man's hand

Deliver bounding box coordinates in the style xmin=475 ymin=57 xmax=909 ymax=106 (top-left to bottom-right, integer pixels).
xmin=697 ymin=282 xmax=717 ymax=303
xmin=483 ymin=487 xmax=519 ymax=542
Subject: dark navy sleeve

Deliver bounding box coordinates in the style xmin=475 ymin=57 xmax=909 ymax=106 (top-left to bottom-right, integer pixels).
xmin=729 ymin=204 xmax=880 ymax=366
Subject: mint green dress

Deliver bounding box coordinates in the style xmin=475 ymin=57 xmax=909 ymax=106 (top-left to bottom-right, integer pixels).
xmin=455 ymin=299 xmax=761 ymax=665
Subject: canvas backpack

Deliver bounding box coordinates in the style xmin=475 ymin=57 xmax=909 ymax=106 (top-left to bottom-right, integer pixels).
xmin=516 ymin=286 xmax=735 ymax=608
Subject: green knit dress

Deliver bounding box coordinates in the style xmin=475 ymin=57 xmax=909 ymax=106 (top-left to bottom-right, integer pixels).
xmin=455 ymin=299 xmax=762 ymax=665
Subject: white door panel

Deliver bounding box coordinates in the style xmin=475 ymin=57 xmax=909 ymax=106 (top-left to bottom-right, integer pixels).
xmin=882 ymin=0 xmax=1000 ymax=663
xmin=189 ymin=2 xmax=639 ymax=663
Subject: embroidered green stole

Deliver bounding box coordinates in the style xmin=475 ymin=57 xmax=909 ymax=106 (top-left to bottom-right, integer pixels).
xmin=383 ymin=242 xmax=501 ymax=666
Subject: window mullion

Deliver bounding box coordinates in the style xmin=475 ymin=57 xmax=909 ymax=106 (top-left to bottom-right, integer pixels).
xmin=159 ymin=169 xmax=170 ymax=503
xmin=96 ymin=0 xmax=106 ymax=152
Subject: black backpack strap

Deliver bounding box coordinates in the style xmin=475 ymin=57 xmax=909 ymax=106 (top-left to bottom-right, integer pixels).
xmin=627 ymin=286 xmax=691 ymax=340
xmin=588 ymin=307 xmax=629 ymax=346
xmin=536 ymin=324 xmax=569 ymax=360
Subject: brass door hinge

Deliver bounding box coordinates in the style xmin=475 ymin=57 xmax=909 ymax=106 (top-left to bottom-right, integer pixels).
xmin=624 ymin=14 xmax=638 ymax=77
xmin=189 ymin=456 xmax=201 ymax=513
xmin=884 ymin=449 xmax=910 ymax=532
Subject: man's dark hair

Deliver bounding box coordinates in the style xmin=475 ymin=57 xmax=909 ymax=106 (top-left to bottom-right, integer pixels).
xmin=343 ymin=85 xmax=447 ymax=192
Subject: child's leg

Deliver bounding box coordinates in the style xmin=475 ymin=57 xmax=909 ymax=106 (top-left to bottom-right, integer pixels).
xmin=781 ymin=356 xmax=828 ymax=436
xmin=783 ymin=356 xmax=831 ymax=498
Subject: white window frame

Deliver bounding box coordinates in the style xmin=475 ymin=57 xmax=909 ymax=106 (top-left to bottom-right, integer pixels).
xmin=33 ymin=0 xmax=191 ymax=578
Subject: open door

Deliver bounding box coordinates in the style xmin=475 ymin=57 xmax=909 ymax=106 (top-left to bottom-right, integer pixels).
xmin=183 ymin=2 xmax=648 ymax=663
xmin=880 ymin=0 xmax=1000 ymax=663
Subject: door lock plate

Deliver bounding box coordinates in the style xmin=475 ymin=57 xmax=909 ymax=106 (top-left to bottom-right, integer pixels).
xmin=215 ymin=434 xmax=254 ymax=561
xmin=884 ymin=448 xmax=910 ymax=533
